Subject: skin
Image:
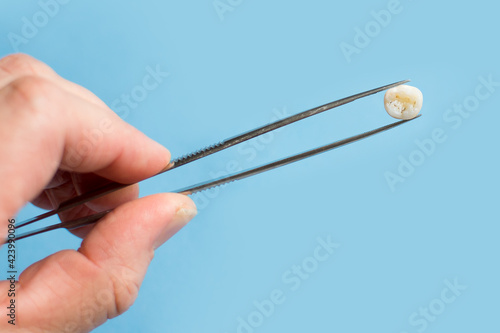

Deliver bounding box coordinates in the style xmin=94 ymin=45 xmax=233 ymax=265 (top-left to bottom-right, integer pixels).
xmin=0 ymin=54 xmax=197 ymax=332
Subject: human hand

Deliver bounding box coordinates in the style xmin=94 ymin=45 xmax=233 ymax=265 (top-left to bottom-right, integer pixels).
xmin=0 ymin=54 xmax=197 ymax=332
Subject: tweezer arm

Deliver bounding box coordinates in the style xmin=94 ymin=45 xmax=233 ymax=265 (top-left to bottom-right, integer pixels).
xmin=13 ymin=115 xmax=420 ymax=242
xmin=14 ymin=211 xmax=111 ymax=242
xmin=172 ymin=79 xmax=410 ymax=168
xmin=17 ymin=79 xmax=409 ymax=229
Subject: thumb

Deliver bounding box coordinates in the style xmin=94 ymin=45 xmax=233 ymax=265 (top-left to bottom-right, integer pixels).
xmin=0 ymin=193 xmax=196 ymax=333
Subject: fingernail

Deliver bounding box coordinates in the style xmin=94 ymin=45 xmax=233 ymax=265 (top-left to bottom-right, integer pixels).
xmin=159 ymin=161 xmax=175 ymax=173
xmin=153 ymin=206 xmax=197 ymax=250
xmin=173 ymin=207 xmax=198 ymax=225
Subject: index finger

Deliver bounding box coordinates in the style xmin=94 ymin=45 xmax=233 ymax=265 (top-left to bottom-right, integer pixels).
xmin=0 ymin=76 xmax=170 ymax=227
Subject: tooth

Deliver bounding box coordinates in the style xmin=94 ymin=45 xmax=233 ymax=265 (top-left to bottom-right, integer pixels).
xmin=384 ymin=85 xmax=423 ymax=120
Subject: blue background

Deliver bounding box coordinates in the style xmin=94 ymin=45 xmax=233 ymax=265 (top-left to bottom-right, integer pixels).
xmin=1 ymin=0 xmax=499 ymax=332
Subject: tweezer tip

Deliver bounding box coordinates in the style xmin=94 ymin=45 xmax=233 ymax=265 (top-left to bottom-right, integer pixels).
xmin=400 ymin=114 xmax=422 ymax=123
xmin=396 ymin=79 xmax=411 ymax=85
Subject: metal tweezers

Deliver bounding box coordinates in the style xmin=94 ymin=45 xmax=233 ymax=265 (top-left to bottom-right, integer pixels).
xmin=11 ymin=79 xmax=419 ymax=242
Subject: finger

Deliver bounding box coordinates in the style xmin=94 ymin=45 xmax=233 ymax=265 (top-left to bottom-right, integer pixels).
xmin=57 ymin=173 xmax=142 ymax=239
xmin=32 ymin=172 xmax=141 ymax=239
xmin=79 ymin=193 xmax=197 ymax=316
xmin=31 ymin=191 xmax=55 ymax=210
xmin=31 ymin=170 xmax=139 ymax=212
xmin=31 ymin=172 xmax=141 ymax=239
xmin=42 ymin=173 xmax=140 ymax=213
xmin=0 ymin=77 xmax=170 ymax=233
xmin=45 ymin=170 xmax=72 ymax=189
xmin=0 ymin=54 xmax=55 ymax=88
xmin=0 ymin=193 xmax=196 ymax=332
xmin=0 ymin=53 xmax=108 ymax=108
xmin=31 ymin=171 xmax=73 ymax=209
xmin=67 ymin=173 xmax=140 ymax=212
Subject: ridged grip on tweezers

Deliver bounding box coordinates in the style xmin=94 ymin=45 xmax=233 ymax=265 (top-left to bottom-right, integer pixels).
xmin=172 ymin=142 xmax=225 ymax=167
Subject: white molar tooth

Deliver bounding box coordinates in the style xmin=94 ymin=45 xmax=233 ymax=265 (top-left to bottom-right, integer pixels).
xmin=384 ymin=85 xmax=423 ymax=120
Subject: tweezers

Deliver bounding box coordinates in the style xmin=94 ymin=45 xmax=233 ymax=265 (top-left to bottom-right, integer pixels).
xmin=11 ymin=79 xmax=419 ymax=242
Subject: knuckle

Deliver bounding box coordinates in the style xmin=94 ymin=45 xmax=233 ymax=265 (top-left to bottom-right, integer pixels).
xmin=116 ymin=279 xmax=140 ymax=315
xmin=0 ymin=53 xmax=50 ymax=76
xmin=78 ymin=270 xmax=136 ymax=321
xmin=109 ymin=265 xmax=142 ymax=316
xmin=5 ymin=76 xmax=61 ymax=117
